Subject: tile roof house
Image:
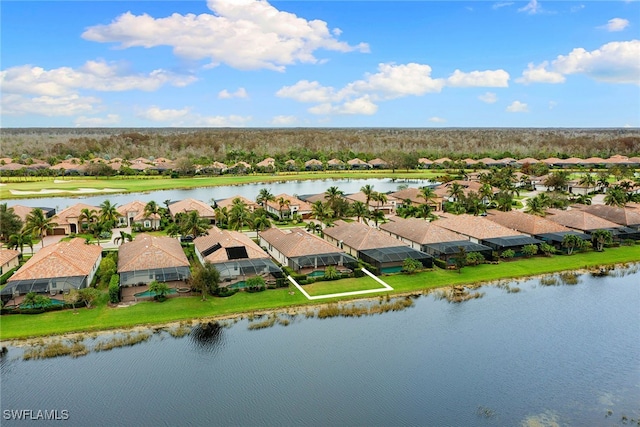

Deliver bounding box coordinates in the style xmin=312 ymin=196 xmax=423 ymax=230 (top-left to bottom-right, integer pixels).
xmin=51 ymin=203 xmax=100 ymax=235
xmin=388 ymin=187 xmax=443 ymax=211
xmin=368 ymin=158 xmax=388 ymax=169
xmin=572 ymin=204 xmax=640 ymax=230
xmin=265 ymin=193 xmax=313 ymax=220
xmin=0 ymin=249 xmax=20 ymax=275
xmin=215 ymin=195 xmax=259 ymax=213
xmin=327 ymin=158 xmax=345 ymax=170
xmin=117 ymin=234 xmax=190 ymax=287
xmin=169 ymin=198 xmax=216 ymax=223
xmin=323 ymin=220 xmax=433 ymax=270
xmin=348 ymin=158 xmax=371 ymax=169
xmin=194 ymin=227 xmax=282 ymax=286
xmin=1 ymin=238 xmax=101 ymax=303
xmin=117 ymin=200 xmax=161 ymax=230
xmin=8 ymin=205 xmax=55 ymax=223
xmin=486 ymin=210 xmax=571 ymax=236
xmin=304 ymin=159 xmax=324 ymax=171
xmin=345 ymin=191 xmax=398 ymax=213
xmin=259 ymin=227 xmax=357 ymax=273
xmin=545 ymin=209 xmax=623 ymax=233
xmin=256 ymin=157 xmax=276 ymax=169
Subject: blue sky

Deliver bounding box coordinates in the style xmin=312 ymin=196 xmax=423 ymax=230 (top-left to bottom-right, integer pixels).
xmin=1 ymin=0 xmax=638 ymax=128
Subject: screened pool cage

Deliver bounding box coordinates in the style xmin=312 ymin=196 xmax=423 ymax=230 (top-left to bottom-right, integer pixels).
xmin=289 ymin=253 xmax=358 ymax=272
xmin=1 ymin=276 xmax=87 ymax=302
xmin=359 ymin=246 xmax=434 ymax=271
xmin=119 ymin=266 xmax=191 ymax=287
xmin=213 ymin=258 xmax=284 ymax=283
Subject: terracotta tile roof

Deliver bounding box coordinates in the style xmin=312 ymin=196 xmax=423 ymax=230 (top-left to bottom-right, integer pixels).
xmin=368 ymin=158 xmax=388 ymax=166
xmin=434 ymin=214 xmax=522 ymax=240
xmin=259 ymin=227 xmax=343 ymax=258
xmin=0 ymin=249 xmax=20 ymax=266
xmin=348 ymin=158 xmax=369 ymax=166
xmin=117 ymin=200 xmax=160 ymax=221
xmin=573 ymin=204 xmax=640 ymax=227
xmin=323 ymin=221 xmax=407 ymax=250
xmin=433 ymin=157 xmax=452 ymax=164
xmin=516 ymin=157 xmax=540 ymax=164
xmin=169 ymin=198 xmax=215 ymax=218
xmin=380 ymin=216 xmax=467 ymax=244
xmin=195 ymin=226 xmax=269 ymax=263
xmin=388 ymin=187 xmax=442 ymax=206
xmin=215 ymin=195 xmax=259 ymax=211
xmin=50 ymin=161 xmax=88 ymax=171
xmin=118 ymin=234 xmax=189 ymax=273
xmin=54 ymin=203 xmax=100 ymax=225
xmin=418 ymin=158 xmax=433 ymax=165
xmin=266 ymin=194 xmax=313 ymax=213
xmin=486 ymin=211 xmax=571 ymax=235
xmin=301 ymin=193 xmax=329 ymax=204
xmin=478 ymin=157 xmax=501 ymax=165
xmin=9 ymin=238 xmax=101 ymax=281
xmin=345 ymin=191 xmax=399 ymax=209
xmin=8 ymin=205 xmax=35 ymax=223
xmin=305 ymin=159 xmax=323 ymax=166
xmin=327 ymin=158 xmax=344 ymax=166
xmin=546 ymin=209 xmax=621 ymax=231
xmin=256 ymin=158 xmax=275 ymax=167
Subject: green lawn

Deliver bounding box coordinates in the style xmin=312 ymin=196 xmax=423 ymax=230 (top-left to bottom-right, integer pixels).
xmin=2 ymin=245 xmax=639 ymax=341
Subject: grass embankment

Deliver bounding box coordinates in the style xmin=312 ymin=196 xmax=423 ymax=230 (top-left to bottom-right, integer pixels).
xmin=0 ymin=170 xmax=441 ymax=200
xmin=2 ymin=245 xmax=639 ymax=341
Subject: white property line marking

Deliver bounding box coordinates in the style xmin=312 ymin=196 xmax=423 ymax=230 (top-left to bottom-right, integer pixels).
xmin=288 ymin=268 xmax=393 ymax=301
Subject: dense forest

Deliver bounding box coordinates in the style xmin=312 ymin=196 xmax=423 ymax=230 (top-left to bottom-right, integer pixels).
xmin=1 ymin=128 xmax=639 ymax=163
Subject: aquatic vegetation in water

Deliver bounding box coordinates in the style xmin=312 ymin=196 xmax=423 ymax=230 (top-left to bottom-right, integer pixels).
xmin=476 ymin=405 xmax=496 ymax=419
xmin=23 ymin=341 xmax=88 ymax=360
xmin=94 ymin=332 xmax=151 ymax=352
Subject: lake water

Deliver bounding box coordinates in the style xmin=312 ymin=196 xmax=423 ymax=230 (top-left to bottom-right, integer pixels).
xmin=1 ymin=269 xmax=639 ymax=426
xmin=2 ymin=178 xmax=435 ymax=210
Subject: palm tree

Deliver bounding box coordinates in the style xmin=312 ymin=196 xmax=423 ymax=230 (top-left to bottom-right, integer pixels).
xmin=179 ymin=210 xmax=211 ymax=238
xmin=114 ymin=231 xmax=134 ymax=245
xmin=78 ymin=208 xmax=98 ymax=232
xmin=0 ymin=203 xmax=23 ymax=242
xmin=479 ymin=183 xmax=494 ymax=204
xmin=144 ymin=200 xmax=159 ymax=217
xmin=25 ymin=208 xmax=58 ymax=248
xmin=562 ymin=234 xmax=583 ymax=255
xmin=571 ymin=193 xmax=592 ymax=206
xmin=360 ymin=184 xmax=375 ymax=207
xmin=371 ymin=209 xmax=386 ymax=227
xmin=591 ymin=229 xmax=613 ymax=252
xmin=524 ymin=196 xmax=546 ymax=217
xmin=447 ymin=182 xmax=465 ymax=202
xmin=7 ymin=230 xmax=34 ymax=255
xmin=256 ymin=188 xmax=275 ymax=208
xmin=578 ymin=173 xmax=596 ymax=194
xmin=371 ymin=191 xmax=388 ymax=212
xmin=229 ymin=198 xmax=250 ymax=231
xmin=311 ymin=201 xmax=334 ymax=228
xmin=324 ymin=186 xmax=344 ymax=210
xmin=214 ymin=206 xmax=229 ymax=228
xmin=418 ymin=186 xmax=436 ymax=208
xmin=350 ymin=201 xmax=369 ymax=223
xmin=252 ymin=209 xmax=272 ymax=238
xmin=494 ymin=191 xmax=513 ymax=212
xmin=604 ymin=186 xmax=628 ymax=207
xmin=275 ymin=196 xmax=290 ymax=220
xmin=99 ymin=200 xmax=119 ymax=224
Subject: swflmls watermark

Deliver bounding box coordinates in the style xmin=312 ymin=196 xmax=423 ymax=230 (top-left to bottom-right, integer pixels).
xmin=3 ymin=410 xmax=69 ymax=421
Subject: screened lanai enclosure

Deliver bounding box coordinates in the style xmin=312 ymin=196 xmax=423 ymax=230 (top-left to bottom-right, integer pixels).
xmin=422 ymin=240 xmax=493 ymax=264
xmin=0 ymin=275 xmax=87 ymax=303
xmin=119 ymin=266 xmax=191 ymax=287
xmin=213 ymin=258 xmax=284 ymax=286
xmin=289 ymin=252 xmax=358 ymax=273
xmin=359 ymin=246 xmax=433 ymax=274
xmin=482 ymin=235 xmax=543 ymax=257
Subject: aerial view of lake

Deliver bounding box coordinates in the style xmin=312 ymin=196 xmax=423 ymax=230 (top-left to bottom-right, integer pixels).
xmin=1 ymin=269 xmax=638 ymax=426
xmin=2 ymin=177 xmax=435 ymax=209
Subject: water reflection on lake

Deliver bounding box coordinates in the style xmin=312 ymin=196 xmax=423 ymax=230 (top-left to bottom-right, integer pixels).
xmin=1 ymin=269 xmax=639 ymax=426
xmin=3 ymin=178 xmax=435 ymax=209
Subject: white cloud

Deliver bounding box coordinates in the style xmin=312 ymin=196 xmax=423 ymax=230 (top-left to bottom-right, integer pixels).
xmin=446 ymin=69 xmax=510 ymax=87
xmin=271 ymin=115 xmax=297 ymax=125
xmin=506 ymin=101 xmax=529 ymax=112
xmin=478 ymin=92 xmax=498 ymax=103
xmin=338 ymin=96 xmax=378 ymax=115
xmin=276 ymin=80 xmax=338 ymax=103
xmin=517 ymin=40 xmax=640 ymax=85
xmin=196 ymin=115 xmax=252 ymax=127
xmin=74 ymin=114 xmax=120 ymax=127
xmin=218 ymin=87 xmax=249 ymax=99
xmin=0 ymin=61 xmax=195 ymax=97
xmin=348 ymin=63 xmax=446 ymax=99
xmin=82 ymin=0 xmax=369 ymax=72
xmin=516 ymin=62 xmax=566 ymax=84
xmin=428 ymin=116 xmax=446 ymax=123
xmin=492 ymin=2 xmax=513 ymax=9
xmin=0 ymin=93 xmax=100 ymax=116
xmin=518 ymin=0 xmax=541 ymax=14
xmin=138 ymin=106 xmax=191 ymax=122
xmin=553 ymin=40 xmax=640 ymax=84
xmin=599 ymin=18 xmax=630 ymax=32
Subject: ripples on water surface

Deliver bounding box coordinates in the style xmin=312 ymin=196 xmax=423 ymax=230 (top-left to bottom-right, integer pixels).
xmin=1 ymin=270 xmax=639 ymax=426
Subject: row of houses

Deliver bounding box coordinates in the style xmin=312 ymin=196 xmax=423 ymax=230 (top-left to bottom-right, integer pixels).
xmin=3 ymin=199 xmax=640 ymax=306
xmin=3 ymin=154 xmax=640 ymax=175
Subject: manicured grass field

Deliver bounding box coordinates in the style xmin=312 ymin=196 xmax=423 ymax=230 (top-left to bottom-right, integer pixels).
xmin=2 ymin=245 xmax=639 ymax=341
xmin=302 ymin=274 xmax=385 ymax=296
xmin=0 ymin=170 xmax=442 ymax=200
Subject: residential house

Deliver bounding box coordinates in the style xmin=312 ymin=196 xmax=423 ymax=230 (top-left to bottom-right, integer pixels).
xmin=345 ymin=191 xmax=398 ymax=214
xmin=256 ymin=157 xmax=276 ymax=171
xmin=388 ymin=187 xmax=443 ymax=211
xmin=259 ymin=227 xmax=357 ymax=274
xmin=0 ymin=249 xmax=20 ymax=275
xmin=323 ymin=220 xmax=433 ymax=272
xmin=1 ymin=238 xmax=101 ymax=304
xmin=573 ymin=204 xmax=640 ymax=232
xmin=545 ymin=209 xmax=638 ymax=240
xmin=348 ymin=158 xmax=371 ymax=169
xmin=304 ymin=159 xmax=324 ymax=171
xmin=215 ymin=195 xmax=259 ymax=213
xmin=194 ymin=227 xmax=283 ymax=287
xmin=117 ymin=200 xmax=161 ymax=230
xmin=368 ymin=158 xmax=388 ymax=169
xmin=169 ymin=198 xmax=216 ymax=223
xmin=327 ymin=158 xmax=345 ymax=170
xmin=117 ymin=234 xmax=190 ymax=287
xmin=265 ymin=193 xmax=313 ymax=220
xmin=51 ymin=203 xmax=100 ymax=235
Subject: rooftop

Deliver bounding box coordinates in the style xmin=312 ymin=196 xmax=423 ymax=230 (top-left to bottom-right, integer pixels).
xmin=118 ymin=234 xmax=189 ymax=273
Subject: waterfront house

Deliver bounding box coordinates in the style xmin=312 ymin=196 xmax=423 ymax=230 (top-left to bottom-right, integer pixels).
xmin=327 ymin=158 xmax=346 ymax=170
xmin=194 ymin=227 xmax=283 ymax=287
xmin=51 ymin=203 xmax=100 ymax=235
xmin=368 ymin=158 xmax=388 ymax=169
xmin=8 ymin=205 xmax=55 ymax=224
xmin=258 ymin=227 xmax=357 ymax=274
xmin=545 ymin=209 xmax=639 ymax=242
xmin=1 ymin=238 xmax=101 ymax=305
xmin=348 ymin=158 xmax=371 ymax=169
xmin=265 ymin=193 xmax=313 ymax=220
xmin=345 ymin=191 xmax=398 ymax=214
xmin=117 ymin=234 xmax=190 ymax=287
xmin=417 ymin=158 xmax=433 ymax=169
xmin=116 ymin=200 xmax=161 ymax=230
xmin=304 ymin=159 xmax=324 ymax=171
xmin=169 ymin=198 xmax=216 ymax=223
xmin=215 ymin=195 xmax=259 ymax=213
xmin=323 ymin=220 xmax=433 ymax=272
xmin=256 ymin=157 xmax=276 ymax=172
xmin=388 ymin=187 xmax=443 ymax=211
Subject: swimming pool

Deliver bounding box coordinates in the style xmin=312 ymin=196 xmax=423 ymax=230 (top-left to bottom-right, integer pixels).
xmin=134 ymin=288 xmax=178 ymax=298
xmin=308 ymin=270 xmax=325 ymax=278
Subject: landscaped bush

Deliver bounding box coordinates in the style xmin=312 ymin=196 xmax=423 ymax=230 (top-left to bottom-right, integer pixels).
xmin=0 ymin=267 xmax=17 ymax=286
xmin=244 ymin=276 xmax=266 ymax=292
xmin=217 ymin=287 xmax=238 ymax=297
xmin=501 ymin=249 xmax=515 ymax=260
xmin=108 ymin=275 xmax=120 ymax=304
xmin=433 ymin=258 xmax=448 ymax=270
xmin=353 ymin=268 xmax=365 ymax=277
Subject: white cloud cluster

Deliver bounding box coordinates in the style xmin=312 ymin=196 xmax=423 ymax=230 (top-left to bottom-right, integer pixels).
xmin=517 ymin=40 xmax=640 ymax=85
xmin=82 ymin=0 xmax=369 ymax=72
xmin=492 ymin=2 xmax=514 ymax=10
xmin=428 ymin=116 xmax=446 ymax=123
xmin=0 ymin=60 xmax=196 ymax=117
xmin=277 ymin=62 xmax=510 ymax=116
xmin=600 ymin=18 xmax=630 ymax=32
xmin=137 ymin=106 xmax=251 ymax=126
xmin=518 ymin=0 xmax=541 ymax=14
xmin=478 ymin=92 xmax=498 ymax=103
xmin=271 ymin=115 xmax=297 ymax=125
xmin=218 ymin=87 xmax=249 ymax=99
xmin=506 ymin=101 xmax=529 ymax=112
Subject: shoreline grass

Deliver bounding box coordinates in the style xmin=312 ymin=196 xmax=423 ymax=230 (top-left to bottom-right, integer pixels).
xmin=2 ymin=245 xmax=639 ymax=341
xmin=0 ymin=170 xmax=441 ymax=200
